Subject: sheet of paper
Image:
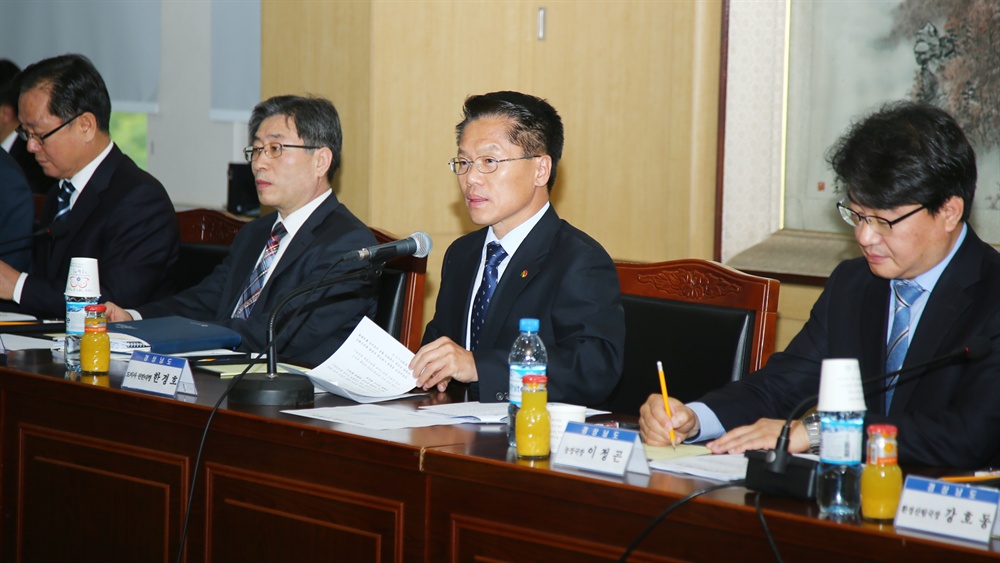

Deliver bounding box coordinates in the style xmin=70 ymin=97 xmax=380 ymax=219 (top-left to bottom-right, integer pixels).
xmin=306 ymin=317 xmax=418 ymax=401
xmin=0 ymin=313 xmax=37 ymax=322
xmin=0 ymin=333 xmax=61 ymax=351
xmin=644 ymin=443 xmax=713 ymax=461
xmin=649 ymin=453 xmax=749 ymax=481
xmin=282 ymin=404 xmax=468 ymax=430
xmin=418 ymin=402 xmax=608 ymax=424
xmin=198 ymin=362 xmax=307 ymax=379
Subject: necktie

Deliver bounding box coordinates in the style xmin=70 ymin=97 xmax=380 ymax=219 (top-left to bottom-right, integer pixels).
xmin=469 ymin=242 xmax=507 ymax=350
xmin=54 ymin=181 xmax=76 ymax=222
xmin=884 ymin=279 xmax=924 ymax=411
xmin=233 ymin=222 xmax=287 ymax=320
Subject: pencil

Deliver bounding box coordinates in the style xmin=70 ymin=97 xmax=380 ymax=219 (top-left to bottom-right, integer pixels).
xmin=657 ymin=360 xmax=676 ymax=450
xmin=940 ymin=474 xmax=1000 ymax=483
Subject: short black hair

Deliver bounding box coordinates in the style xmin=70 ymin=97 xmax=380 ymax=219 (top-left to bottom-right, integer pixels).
xmin=249 ymin=95 xmax=343 ymax=182
xmin=827 ymin=101 xmax=976 ymax=221
xmin=456 ymin=91 xmax=564 ymax=192
xmin=0 ymin=59 xmax=20 ymax=109
xmin=18 ymin=54 xmax=112 ymax=132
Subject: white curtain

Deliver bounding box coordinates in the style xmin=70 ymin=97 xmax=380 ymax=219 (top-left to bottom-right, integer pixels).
xmin=210 ymin=0 xmax=260 ymax=121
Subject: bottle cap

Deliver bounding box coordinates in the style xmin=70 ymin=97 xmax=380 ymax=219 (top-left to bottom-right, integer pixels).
xmin=867 ymin=424 xmax=897 ymax=436
xmin=85 ymin=304 xmax=107 ymax=312
xmin=522 ymin=375 xmax=547 ymax=384
xmin=519 ymin=318 xmax=540 ymax=332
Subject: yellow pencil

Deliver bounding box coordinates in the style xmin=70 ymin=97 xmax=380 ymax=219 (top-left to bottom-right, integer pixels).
xmin=657 ymin=360 xmax=676 ymax=450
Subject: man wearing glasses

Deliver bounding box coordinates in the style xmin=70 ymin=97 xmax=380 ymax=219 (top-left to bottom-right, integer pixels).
xmin=640 ymin=101 xmax=1000 ymax=468
xmin=0 ymin=54 xmax=179 ymax=318
xmin=107 ymin=95 xmax=377 ymax=366
xmin=411 ymin=91 xmax=625 ymax=406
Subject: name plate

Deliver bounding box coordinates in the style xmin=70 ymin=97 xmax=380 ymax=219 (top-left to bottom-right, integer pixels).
xmin=552 ymin=422 xmax=650 ymax=477
xmin=122 ymin=351 xmax=198 ymax=398
xmin=895 ymin=475 xmax=999 ymax=543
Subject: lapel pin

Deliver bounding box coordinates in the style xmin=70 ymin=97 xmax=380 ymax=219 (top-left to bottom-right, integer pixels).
xmin=521 ymin=270 xmax=528 ymax=278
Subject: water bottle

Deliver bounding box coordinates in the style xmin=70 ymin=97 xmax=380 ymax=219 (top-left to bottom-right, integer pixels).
xmin=507 ymin=318 xmax=547 ymax=447
xmin=816 ymin=410 xmax=865 ymax=516
xmin=65 ymin=294 xmax=99 ymax=372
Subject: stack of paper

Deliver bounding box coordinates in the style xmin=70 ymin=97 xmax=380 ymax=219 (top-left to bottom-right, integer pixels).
xmin=649 ymin=454 xmax=749 ymax=481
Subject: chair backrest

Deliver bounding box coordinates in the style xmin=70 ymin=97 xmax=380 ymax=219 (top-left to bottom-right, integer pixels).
xmin=604 ymin=259 xmax=779 ymax=416
xmin=175 ymin=208 xmax=249 ymax=292
xmin=368 ymin=227 xmax=427 ymax=353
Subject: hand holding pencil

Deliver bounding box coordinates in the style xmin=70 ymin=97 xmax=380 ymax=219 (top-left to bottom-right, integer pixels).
xmin=657 ymin=361 xmax=677 ymax=450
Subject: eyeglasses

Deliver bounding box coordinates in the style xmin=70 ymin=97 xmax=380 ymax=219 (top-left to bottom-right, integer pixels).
xmin=836 ymin=199 xmax=926 ymax=236
xmin=448 ymin=154 xmax=539 ymax=175
xmin=16 ymin=113 xmax=83 ymax=146
xmin=244 ymin=142 xmax=321 ymax=162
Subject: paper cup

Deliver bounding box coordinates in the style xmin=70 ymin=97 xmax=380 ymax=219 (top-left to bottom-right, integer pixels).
xmin=817 ymin=358 xmax=867 ymax=412
xmin=65 ymin=257 xmax=100 ymax=297
xmin=547 ymin=403 xmax=587 ymax=449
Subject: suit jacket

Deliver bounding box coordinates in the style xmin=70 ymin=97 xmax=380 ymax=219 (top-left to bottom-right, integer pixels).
xmin=423 ymin=207 xmax=625 ymax=406
xmin=7 ymin=136 xmax=54 ymax=195
xmin=701 ymin=227 xmax=1000 ymax=468
xmin=11 ymin=144 xmax=179 ymax=318
xmin=0 ymin=149 xmax=33 ymax=270
xmin=138 ymin=192 xmax=378 ymax=366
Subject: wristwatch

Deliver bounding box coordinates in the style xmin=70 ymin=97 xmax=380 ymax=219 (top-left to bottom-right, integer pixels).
xmin=802 ymin=413 xmax=821 ymax=455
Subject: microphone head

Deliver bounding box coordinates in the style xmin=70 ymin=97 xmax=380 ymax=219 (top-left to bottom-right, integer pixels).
xmin=963 ymin=337 xmax=993 ymax=362
xmin=409 ymin=231 xmax=432 ymax=258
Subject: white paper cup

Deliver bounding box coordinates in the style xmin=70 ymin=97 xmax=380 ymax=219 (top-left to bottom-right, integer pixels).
xmin=65 ymin=257 xmax=101 ymax=297
xmin=817 ymin=358 xmax=867 ymax=412
xmin=547 ymin=403 xmax=587 ymax=449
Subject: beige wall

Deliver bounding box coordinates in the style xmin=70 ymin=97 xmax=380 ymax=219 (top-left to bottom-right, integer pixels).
xmin=261 ymin=0 xmax=817 ymax=349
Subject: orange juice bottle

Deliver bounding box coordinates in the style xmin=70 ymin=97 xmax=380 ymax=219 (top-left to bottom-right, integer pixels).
xmin=861 ymin=424 xmax=902 ymax=521
xmin=79 ymin=304 xmax=110 ymax=387
xmin=515 ymin=375 xmax=550 ymax=460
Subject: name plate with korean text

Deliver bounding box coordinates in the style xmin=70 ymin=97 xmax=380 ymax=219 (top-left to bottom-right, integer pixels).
xmin=895 ymin=475 xmax=999 ymax=544
xmin=122 ymin=351 xmax=198 ymax=398
xmin=552 ymin=422 xmax=650 ymax=477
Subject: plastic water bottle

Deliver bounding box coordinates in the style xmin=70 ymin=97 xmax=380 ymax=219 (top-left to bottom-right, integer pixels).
xmin=507 ymin=318 xmax=547 ymax=447
xmin=65 ymin=294 xmax=99 ymax=372
xmin=816 ymin=410 xmax=865 ymax=516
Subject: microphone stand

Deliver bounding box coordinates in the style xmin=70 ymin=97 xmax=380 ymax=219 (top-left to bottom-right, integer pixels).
xmin=227 ymin=262 xmax=383 ymax=406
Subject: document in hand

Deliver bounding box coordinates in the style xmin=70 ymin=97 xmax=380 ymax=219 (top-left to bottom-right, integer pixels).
xmin=306 ymin=316 xmax=420 ymax=403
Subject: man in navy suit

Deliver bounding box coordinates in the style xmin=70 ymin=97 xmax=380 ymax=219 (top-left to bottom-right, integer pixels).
xmin=0 ymin=59 xmax=51 ymax=194
xmin=107 ymin=95 xmax=377 ymax=366
xmin=411 ymin=91 xmax=625 ymax=406
xmin=0 ymin=149 xmax=33 ymax=270
xmin=640 ymin=102 xmax=1000 ymax=468
xmin=0 ymin=54 xmax=178 ymax=318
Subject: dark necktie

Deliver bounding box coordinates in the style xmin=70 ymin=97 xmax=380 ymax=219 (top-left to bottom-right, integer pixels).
xmin=469 ymin=242 xmax=507 ymax=350
xmin=54 ymin=180 xmax=76 ymax=222
xmin=885 ymin=279 xmax=924 ymax=411
xmin=233 ymin=222 xmax=288 ymax=320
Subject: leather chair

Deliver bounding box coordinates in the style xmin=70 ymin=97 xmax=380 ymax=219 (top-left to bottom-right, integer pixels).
xmin=604 ymin=259 xmax=779 ymax=416
xmin=175 ymin=208 xmax=249 ymax=292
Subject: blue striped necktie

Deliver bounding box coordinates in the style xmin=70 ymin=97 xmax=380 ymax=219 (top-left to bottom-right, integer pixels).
xmin=469 ymin=242 xmax=507 ymax=350
xmin=233 ymin=222 xmax=287 ymax=320
xmin=54 ymin=181 xmax=75 ymax=221
xmin=885 ymin=279 xmax=924 ymax=411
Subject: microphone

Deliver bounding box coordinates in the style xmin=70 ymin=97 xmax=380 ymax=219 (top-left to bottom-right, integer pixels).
xmin=746 ymin=337 xmax=994 ymax=499
xmin=342 ymin=232 xmax=432 ymax=262
xmin=0 ymin=221 xmax=69 ymax=247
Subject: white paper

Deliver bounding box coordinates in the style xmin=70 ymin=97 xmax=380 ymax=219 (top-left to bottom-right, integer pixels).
xmin=418 ymin=402 xmax=609 ymax=424
xmin=282 ymin=404 xmax=468 ymax=430
xmin=650 ymin=454 xmax=749 ymax=481
xmin=306 ymin=317 xmax=419 ymax=402
xmin=0 ymin=334 xmax=61 ymax=351
xmin=0 ymin=312 xmax=37 ymax=321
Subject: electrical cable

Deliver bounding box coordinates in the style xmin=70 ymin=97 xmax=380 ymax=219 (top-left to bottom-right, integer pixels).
xmin=755 ymin=491 xmax=784 ymax=563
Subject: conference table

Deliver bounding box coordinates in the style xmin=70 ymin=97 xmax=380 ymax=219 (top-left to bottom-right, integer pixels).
xmin=1 ymin=350 xmax=998 ymax=562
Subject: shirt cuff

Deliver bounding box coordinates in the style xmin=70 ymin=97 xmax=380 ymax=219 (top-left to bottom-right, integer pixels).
xmin=127 ymin=309 xmax=142 ymax=320
xmin=686 ymin=402 xmax=725 ymax=442
xmin=12 ymin=272 xmax=27 ymax=304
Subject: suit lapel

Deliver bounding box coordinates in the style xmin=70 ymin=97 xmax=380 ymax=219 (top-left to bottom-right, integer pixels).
xmin=859 ymin=275 xmax=890 ymax=415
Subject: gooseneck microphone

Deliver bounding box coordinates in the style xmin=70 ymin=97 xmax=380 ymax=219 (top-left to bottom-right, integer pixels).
xmin=342 ymin=231 xmax=432 ymax=262
xmin=746 ymin=337 xmax=994 ymax=498
xmin=0 ymin=220 xmax=69 ymax=248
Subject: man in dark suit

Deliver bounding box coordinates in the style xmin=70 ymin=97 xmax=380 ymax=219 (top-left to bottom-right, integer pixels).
xmin=0 ymin=54 xmax=178 ymax=318
xmin=411 ymin=91 xmax=625 ymax=406
xmin=106 ymin=95 xmax=377 ymax=366
xmin=640 ymin=102 xmax=1000 ymax=468
xmin=0 ymin=149 xmax=33 ymax=270
xmin=0 ymin=58 xmax=53 ymax=194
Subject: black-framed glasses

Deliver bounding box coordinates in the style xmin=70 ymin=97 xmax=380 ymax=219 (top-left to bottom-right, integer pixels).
xmin=16 ymin=113 xmax=83 ymax=146
xmin=836 ymin=199 xmax=926 ymax=236
xmin=448 ymin=154 xmax=539 ymax=175
xmin=244 ymin=142 xmax=321 ymax=162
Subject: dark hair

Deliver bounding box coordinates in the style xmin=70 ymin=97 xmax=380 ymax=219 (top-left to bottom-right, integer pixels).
xmin=0 ymin=59 xmax=20 ymax=109
xmin=827 ymin=101 xmax=976 ymax=221
xmin=249 ymin=95 xmax=343 ymax=182
xmin=18 ymin=54 xmax=112 ymax=132
xmin=456 ymin=91 xmax=564 ymax=192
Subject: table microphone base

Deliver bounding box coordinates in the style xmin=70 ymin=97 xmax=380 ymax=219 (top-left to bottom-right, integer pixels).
xmin=228 ymin=372 xmax=315 ymax=406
